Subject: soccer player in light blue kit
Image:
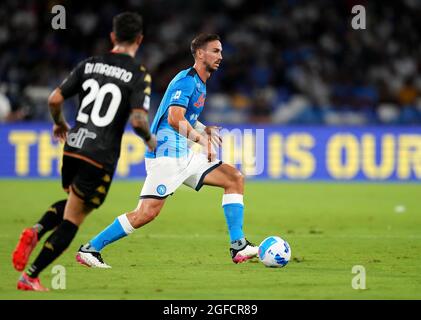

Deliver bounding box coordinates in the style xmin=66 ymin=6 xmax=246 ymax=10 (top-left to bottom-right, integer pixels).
xmin=77 ymin=34 xmax=258 ymax=267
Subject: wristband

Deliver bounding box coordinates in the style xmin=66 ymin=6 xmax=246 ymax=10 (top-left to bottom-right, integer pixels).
xmin=194 ymin=121 xmax=206 ymax=134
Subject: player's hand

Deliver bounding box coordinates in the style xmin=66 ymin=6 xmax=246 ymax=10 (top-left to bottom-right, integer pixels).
xmin=198 ymin=135 xmax=217 ymax=162
xmin=145 ymin=134 xmax=157 ymax=152
xmin=52 ymin=121 xmax=70 ymax=143
xmin=207 ymin=144 xmax=218 ymax=162
xmin=204 ymin=126 xmax=222 ymax=148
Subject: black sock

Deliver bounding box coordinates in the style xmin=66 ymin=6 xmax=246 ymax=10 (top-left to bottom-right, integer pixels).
xmin=26 ymin=220 xmax=78 ymax=278
xmin=34 ymin=200 xmax=66 ymax=239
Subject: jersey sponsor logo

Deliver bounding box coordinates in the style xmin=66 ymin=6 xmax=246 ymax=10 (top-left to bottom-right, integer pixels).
xmin=173 ymin=90 xmax=182 ymax=100
xmin=156 ymin=184 xmax=167 ymax=195
xmin=194 ymin=93 xmax=205 ymax=108
xmin=84 ymin=62 xmax=133 ymax=83
xmin=67 ymin=128 xmax=97 ymax=149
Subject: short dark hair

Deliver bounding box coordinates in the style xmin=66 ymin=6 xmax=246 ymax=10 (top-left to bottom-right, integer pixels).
xmin=190 ymin=34 xmax=221 ymax=57
xmin=113 ymin=12 xmax=143 ymax=43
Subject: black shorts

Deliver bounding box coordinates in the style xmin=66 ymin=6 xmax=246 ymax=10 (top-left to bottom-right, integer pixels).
xmin=61 ymin=155 xmax=114 ymax=209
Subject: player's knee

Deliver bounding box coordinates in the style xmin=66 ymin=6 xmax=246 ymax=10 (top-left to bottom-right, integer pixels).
xmin=231 ymin=170 xmax=244 ymax=188
xmin=224 ymin=170 xmax=243 ymax=193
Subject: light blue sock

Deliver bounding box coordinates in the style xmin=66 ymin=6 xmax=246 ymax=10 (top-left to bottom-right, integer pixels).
xmin=89 ymin=214 xmax=134 ymax=251
xmin=222 ymin=194 xmax=244 ymax=242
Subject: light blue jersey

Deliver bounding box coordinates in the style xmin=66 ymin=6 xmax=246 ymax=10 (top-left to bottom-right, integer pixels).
xmin=145 ymin=67 xmax=206 ymax=158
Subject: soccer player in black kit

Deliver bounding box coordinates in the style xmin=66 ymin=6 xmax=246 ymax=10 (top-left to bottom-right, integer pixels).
xmin=12 ymin=12 xmax=156 ymax=291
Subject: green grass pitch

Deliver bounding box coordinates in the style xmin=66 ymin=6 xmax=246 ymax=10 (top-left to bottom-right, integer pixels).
xmin=0 ymin=180 xmax=420 ymax=299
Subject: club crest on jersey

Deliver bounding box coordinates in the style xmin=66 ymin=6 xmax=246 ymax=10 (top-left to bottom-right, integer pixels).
xmin=156 ymin=184 xmax=167 ymax=195
xmin=67 ymin=128 xmax=97 ymax=149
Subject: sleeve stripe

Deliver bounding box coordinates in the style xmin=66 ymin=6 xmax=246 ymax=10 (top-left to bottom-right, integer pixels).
xmin=144 ymin=74 xmax=152 ymax=83
xmin=169 ymin=104 xmax=188 ymax=109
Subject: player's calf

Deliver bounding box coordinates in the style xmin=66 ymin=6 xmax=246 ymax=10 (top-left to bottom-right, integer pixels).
xmin=227 ymin=170 xmax=244 ymax=194
xmin=204 ymin=165 xmax=255 ymax=263
xmin=35 ymin=199 xmax=67 ymax=239
xmin=25 ymin=220 xmax=78 ymax=280
xmin=127 ymin=198 xmax=165 ymax=228
xmin=77 ymin=199 xmax=165 ymax=265
xmin=12 ymin=199 xmax=66 ymax=272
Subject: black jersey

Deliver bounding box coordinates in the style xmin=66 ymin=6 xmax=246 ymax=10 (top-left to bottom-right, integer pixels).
xmin=59 ymin=52 xmax=151 ymax=172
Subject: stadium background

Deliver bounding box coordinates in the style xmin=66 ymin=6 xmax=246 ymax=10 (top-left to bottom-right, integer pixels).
xmin=1 ymin=0 xmax=421 ymax=302
xmin=0 ymin=0 xmax=421 ymax=181
xmin=0 ymin=0 xmax=420 ymax=181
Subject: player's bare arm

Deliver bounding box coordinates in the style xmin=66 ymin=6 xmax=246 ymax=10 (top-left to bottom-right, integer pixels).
xmin=168 ymin=105 xmax=216 ymax=161
xmin=48 ymin=88 xmax=70 ymax=143
xmin=168 ymin=106 xmax=203 ymax=142
xmin=130 ymin=109 xmax=156 ymax=151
